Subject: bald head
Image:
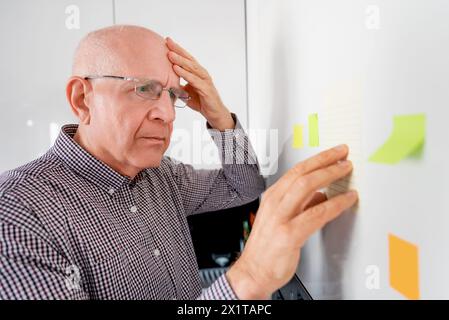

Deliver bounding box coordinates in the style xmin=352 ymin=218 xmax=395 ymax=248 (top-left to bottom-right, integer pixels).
xmin=72 ymin=25 xmax=168 ymax=78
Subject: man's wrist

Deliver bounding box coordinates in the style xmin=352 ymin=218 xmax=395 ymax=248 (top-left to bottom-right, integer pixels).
xmin=205 ymin=110 xmax=235 ymax=131
xmin=226 ymin=260 xmax=272 ymax=300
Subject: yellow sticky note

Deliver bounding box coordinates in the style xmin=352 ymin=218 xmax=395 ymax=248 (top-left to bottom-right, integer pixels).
xmin=389 ymin=234 xmax=420 ymax=299
xmin=292 ymin=125 xmax=304 ymax=149
xmin=308 ymin=113 xmax=319 ymax=147
xmin=369 ymin=114 xmax=426 ymax=164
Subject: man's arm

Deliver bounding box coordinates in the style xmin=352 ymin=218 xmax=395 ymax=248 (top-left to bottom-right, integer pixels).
xmin=166 ymin=113 xmax=266 ymax=216
xmin=0 ymin=193 xmax=89 ymax=299
xmin=163 ymin=113 xmax=263 ymax=300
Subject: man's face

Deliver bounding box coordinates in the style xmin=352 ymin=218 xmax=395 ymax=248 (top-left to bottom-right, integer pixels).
xmin=85 ymin=36 xmax=178 ymax=172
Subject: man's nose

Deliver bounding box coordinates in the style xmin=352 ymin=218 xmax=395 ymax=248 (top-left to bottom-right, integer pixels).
xmin=147 ymin=91 xmax=176 ymax=123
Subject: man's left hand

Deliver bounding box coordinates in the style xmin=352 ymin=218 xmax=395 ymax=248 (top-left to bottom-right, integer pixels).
xmin=166 ymin=37 xmax=235 ymax=131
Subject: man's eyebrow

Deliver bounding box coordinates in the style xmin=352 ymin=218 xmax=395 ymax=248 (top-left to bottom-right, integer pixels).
xmin=119 ymin=80 xmax=135 ymax=90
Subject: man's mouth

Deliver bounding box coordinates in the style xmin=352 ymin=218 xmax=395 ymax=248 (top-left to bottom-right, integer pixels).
xmin=141 ymin=136 xmax=166 ymax=144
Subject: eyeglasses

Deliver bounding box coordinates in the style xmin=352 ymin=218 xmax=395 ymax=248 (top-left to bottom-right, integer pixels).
xmin=83 ymin=75 xmax=191 ymax=108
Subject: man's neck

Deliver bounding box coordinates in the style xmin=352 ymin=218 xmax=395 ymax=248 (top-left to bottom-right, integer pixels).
xmin=73 ymin=128 xmax=139 ymax=179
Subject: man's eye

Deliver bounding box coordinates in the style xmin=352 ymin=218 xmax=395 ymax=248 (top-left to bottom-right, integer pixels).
xmin=136 ymin=82 xmax=162 ymax=97
xmin=137 ymin=85 xmax=150 ymax=93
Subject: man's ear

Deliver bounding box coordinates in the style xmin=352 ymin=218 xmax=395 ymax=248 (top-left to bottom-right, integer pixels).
xmin=66 ymin=76 xmax=92 ymax=125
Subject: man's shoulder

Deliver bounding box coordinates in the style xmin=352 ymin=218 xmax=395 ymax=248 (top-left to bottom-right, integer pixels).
xmin=0 ymin=150 xmax=62 ymax=201
xmin=0 ymin=152 xmax=67 ymax=258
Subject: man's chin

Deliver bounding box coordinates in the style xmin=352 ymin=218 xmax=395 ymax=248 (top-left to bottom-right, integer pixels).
xmin=128 ymin=145 xmax=168 ymax=169
xmin=132 ymin=155 xmax=164 ymax=169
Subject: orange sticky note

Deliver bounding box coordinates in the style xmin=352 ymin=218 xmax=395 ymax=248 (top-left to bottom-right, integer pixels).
xmin=389 ymin=234 xmax=420 ymax=299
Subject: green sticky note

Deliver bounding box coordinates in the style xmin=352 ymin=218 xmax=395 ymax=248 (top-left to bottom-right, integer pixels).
xmin=369 ymin=114 xmax=426 ymax=164
xmin=292 ymin=124 xmax=304 ymax=149
xmin=308 ymin=113 xmax=319 ymax=147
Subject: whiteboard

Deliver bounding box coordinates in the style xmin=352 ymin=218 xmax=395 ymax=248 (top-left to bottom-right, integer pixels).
xmin=246 ymin=0 xmax=449 ymax=299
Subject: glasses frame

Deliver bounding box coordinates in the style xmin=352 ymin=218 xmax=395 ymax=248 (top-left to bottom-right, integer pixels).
xmin=83 ymin=75 xmax=191 ymax=108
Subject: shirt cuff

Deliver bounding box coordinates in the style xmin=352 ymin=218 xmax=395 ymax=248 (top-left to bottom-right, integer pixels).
xmin=197 ymin=273 xmax=239 ymax=300
xmin=206 ymin=113 xmax=258 ymax=165
xmin=206 ymin=112 xmax=237 ymax=130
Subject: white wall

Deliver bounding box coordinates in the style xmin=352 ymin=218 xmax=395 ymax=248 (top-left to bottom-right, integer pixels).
xmin=247 ymin=0 xmax=449 ymax=299
xmin=0 ymin=0 xmax=112 ymax=172
xmin=0 ymin=0 xmax=247 ymax=171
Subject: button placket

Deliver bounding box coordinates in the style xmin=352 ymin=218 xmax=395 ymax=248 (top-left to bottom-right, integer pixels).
xmin=122 ymin=184 xmax=138 ymax=215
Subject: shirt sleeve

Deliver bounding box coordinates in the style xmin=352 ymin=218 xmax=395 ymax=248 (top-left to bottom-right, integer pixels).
xmin=0 ymin=193 xmax=89 ymax=300
xmin=166 ymin=113 xmax=266 ymax=216
xmin=196 ymin=273 xmax=238 ymax=300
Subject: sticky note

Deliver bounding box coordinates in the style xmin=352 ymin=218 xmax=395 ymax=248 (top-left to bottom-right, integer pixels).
xmin=320 ymin=79 xmax=363 ymax=206
xmin=369 ymin=114 xmax=426 ymax=164
xmin=389 ymin=234 xmax=420 ymax=299
xmin=308 ymin=113 xmax=319 ymax=147
xmin=292 ymin=125 xmax=304 ymax=149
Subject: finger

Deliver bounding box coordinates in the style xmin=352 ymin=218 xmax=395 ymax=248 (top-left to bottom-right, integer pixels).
xmin=168 ymin=51 xmax=209 ymax=80
xmin=278 ymin=159 xmax=353 ymax=220
xmin=181 ymin=83 xmax=196 ymax=96
xmin=304 ymin=192 xmax=328 ymax=211
xmin=270 ymin=144 xmax=349 ymax=199
xmin=172 ymin=64 xmax=208 ymax=95
xmin=166 ymin=37 xmax=196 ymax=61
xmin=291 ymin=190 xmax=358 ymax=247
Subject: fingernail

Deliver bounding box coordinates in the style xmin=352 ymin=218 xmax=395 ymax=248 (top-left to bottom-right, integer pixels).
xmin=347 ymin=190 xmax=358 ymax=199
xmin=334 ymin=144 xmax=347 ymax=152
xmin=337 ymin=160 xmax=351 ymax=167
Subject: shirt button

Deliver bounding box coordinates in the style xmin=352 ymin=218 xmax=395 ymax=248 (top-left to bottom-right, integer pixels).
xmin=154 ymin=249 xmax=160 ymax=257
xmin=108 ymin=188 xmax=115 ymax=195
xmin=129 ymin=205 xmax=138 ymax=213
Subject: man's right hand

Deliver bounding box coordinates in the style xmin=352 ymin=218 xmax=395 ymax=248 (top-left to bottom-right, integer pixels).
xmin=226 ymin=144 xmax=358 ymax=299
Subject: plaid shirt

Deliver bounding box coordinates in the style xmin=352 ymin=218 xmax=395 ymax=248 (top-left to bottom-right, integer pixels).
xmin=0 ymin=114 xmax=265 ymax=300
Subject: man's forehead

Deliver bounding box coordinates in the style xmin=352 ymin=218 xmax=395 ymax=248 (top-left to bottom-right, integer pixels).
xmin=73 ymin=25 xmax=173 ymax=79
xmin=117 ymin=47 xmax=178 ymax=83
xmin=133 ymin=69 xmax=180 ymax=85
xmin=113 ymin=73 xmax=180 ymax=90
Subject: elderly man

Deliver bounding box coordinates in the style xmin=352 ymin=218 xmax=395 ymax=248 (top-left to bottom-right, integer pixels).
xmin=0 ymin=25 xmax=357 ymax=300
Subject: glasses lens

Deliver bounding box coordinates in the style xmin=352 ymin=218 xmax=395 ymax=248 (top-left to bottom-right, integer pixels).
xmin=134 ymin=81 xmax=190 ymax=108
xmin=172 ymin=88 xmax=190 ymax=108
xmin=135 ymin=80 xmax=162 ymax=99
xmin=174 ymin=98 xmax=187 ymax=108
